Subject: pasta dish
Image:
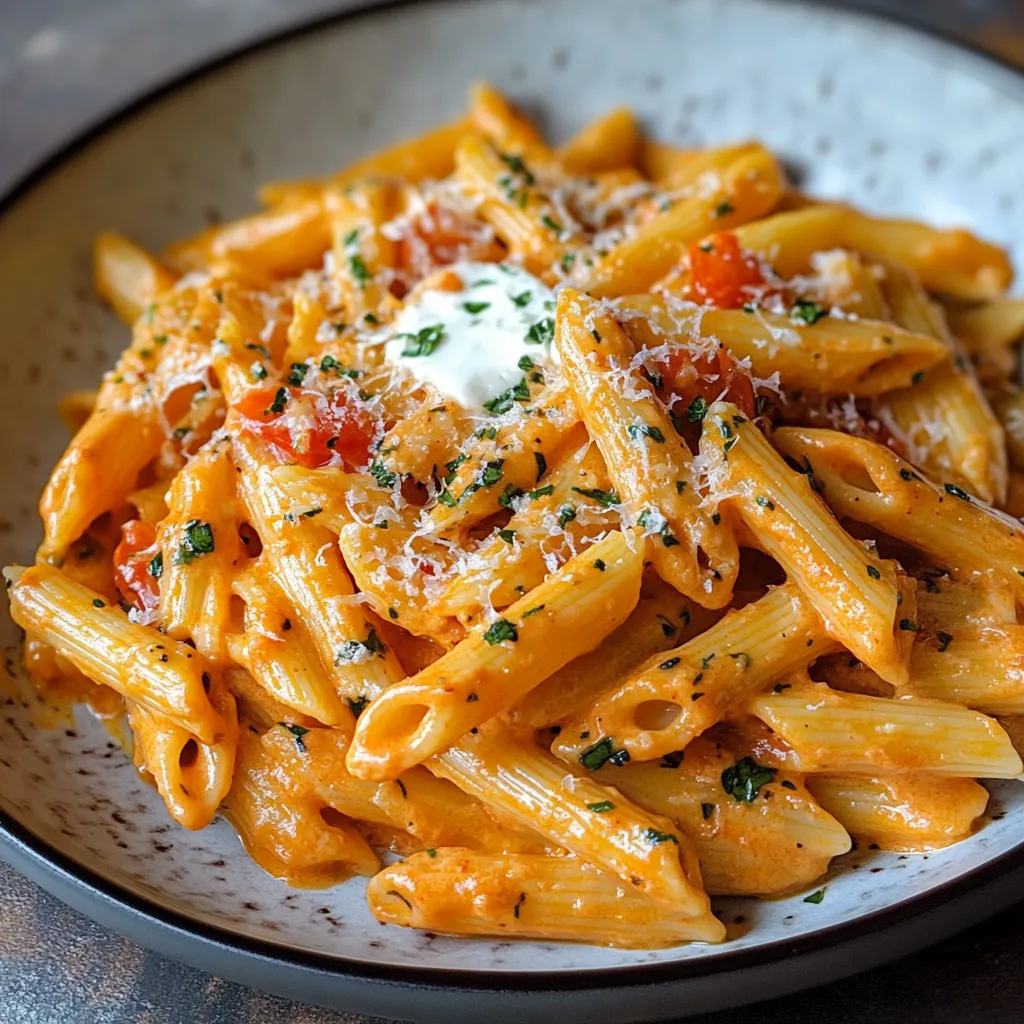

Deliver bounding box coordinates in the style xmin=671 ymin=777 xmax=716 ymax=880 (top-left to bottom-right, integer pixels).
xmin=8 ymin=84 xmax=1024 ymax=949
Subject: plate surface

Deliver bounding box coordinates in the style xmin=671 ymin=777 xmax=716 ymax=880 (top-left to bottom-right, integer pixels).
xmin=1 ymin=0 xmax=1023 ymax=1019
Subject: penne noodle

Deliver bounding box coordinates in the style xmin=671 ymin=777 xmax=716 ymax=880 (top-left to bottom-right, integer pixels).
xmin=94 ymin=232 xmax=177 ymax=324
xmin=620 ymin=293 xmax=946 ymax=396
xmin=5 ymin=564 xmax=224 ymax=744
xmin=508 ymin=573 xmax=719 ymax=730
xmin=552 ymin=580 xmax=835 ymax=764
xmin=258 ymin=118 xmax=472 ymax=207
xmin=609 ymin=738 xmax=851 ymax=895
xmin=586 ymin=142 xmax=785 ymax=296
xmin=748 ymin=683 xmax=1022 ymax=778
xmin=557 ymin=107 xmax=640 ymax=175
xmin=772 ymin=427 xmax=1024 ymax=600
xmin=368 ymin=850 xmax=724 ymax=947
xmin=701 ymin=403 xmax=906 ymax=683
xmin=159 ymin=437 xmax=243 ymax=663
xmin=734 ymin=206 xmax=1012 ymax=300
xmin=432 ymin=724 xmax=715 ymax=918
xmin=805 ymin=773 xmax=989 ymax=852
xmin=346 ymin=530 xmax=643 ymax=779
xmin=128 ymin=680 xmax=238 ymax=831
xmin=556 ymin=290 xmax=739 ymax=606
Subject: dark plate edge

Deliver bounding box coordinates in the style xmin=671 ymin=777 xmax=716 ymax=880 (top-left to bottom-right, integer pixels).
xmin=0 ymin=0 xmax=1023 ymax=1017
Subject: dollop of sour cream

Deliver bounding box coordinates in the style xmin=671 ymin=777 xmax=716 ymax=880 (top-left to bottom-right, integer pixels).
xmin=384 ymin=261 xmax=557 ymax=411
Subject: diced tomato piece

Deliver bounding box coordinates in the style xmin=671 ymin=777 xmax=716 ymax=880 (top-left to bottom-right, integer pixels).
xmin=398 ymin=202 xmax=502 ymax=271
xmin=653 ymin=344 xmax=756 ymax=421
xmin=113 ymin=519 xmax=161 ymax=614
xmin=236 ymin=385 xmax=375 ymax=469
xmin=688 ymin=231 xmax=766 ymax=309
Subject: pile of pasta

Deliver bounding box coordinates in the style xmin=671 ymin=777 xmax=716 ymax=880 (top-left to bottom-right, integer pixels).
xmin=9 ymin=83 xmax=1024 ymax=949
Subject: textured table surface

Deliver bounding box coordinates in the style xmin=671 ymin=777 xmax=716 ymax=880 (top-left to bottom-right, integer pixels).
xmin=1 ymin=2 xmax=1023 ymax=1022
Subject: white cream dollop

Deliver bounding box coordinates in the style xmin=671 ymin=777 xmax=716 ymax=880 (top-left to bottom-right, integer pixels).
xmin=384 ymin=261 xmax=557 ymax=410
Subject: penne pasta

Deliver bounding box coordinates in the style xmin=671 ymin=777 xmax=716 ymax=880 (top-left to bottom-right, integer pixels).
xmin=748 ymin=683 xmax=1022 ymax=778
xmin=805 ymin=773 xmax=989 ymax=852
xmin=701 ymin=403 xmax=907 ymax=683
xmin=772 ymin=427 xmax=1024 ymax=600
xmin=556 ymin=290 xmax=739 ymax=606
xmin=346 ymin=530 xmax=643 ymax=779
xmin=5 ymin=564 xmax=224 ymax=744
xmin=368 ymin=850 xmax=724 ymax=947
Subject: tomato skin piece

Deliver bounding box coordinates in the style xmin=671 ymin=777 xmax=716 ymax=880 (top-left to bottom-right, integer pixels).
xmin=688 ymin=231 xmax=766 ymax=309
xmin=653 ymin=345 xmax=756 ymax=421
xmin=113 ymin=519 xmax=161 ymax=613
xmin=398 ymin=202 xmax=502 ymax=271
xmin=236 ymin=384 xmax=375 ymax=469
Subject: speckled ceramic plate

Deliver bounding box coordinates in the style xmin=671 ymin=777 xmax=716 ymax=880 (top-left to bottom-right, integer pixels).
xmin=2 ymin=1 xmax=1023 ymax=1020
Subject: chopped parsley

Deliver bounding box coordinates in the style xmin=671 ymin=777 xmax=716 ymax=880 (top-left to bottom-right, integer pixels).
xmin=499 ymin=151 xmax=535 ymax=185
xmin=660 ymin=657 xmax=681 ymax=670
xmin=593 ymin=558 xmax=607 ymax=571
xmin=687 ymin=396 xmax=708 ymax=423
xmin=755 ymin=495 xmax=775 ymax=510
xmin=498 ymin=528 xmax=516 ymax=544
xmin=463 ymin=300 xmax=491 ymax=315
xmin=643 ymin=828 xmax=679 ymax=845
xmin=175 ymin=520 xmax=215 ymax=565
xmin=266 ymin=388 xmax=289 ymax=415
xmin=721 ymin=757 xmax=777 ymax=803
xmin=498 ymin=484 xmax=525 ymax=508
xmin=398 ymin=324 xmax=445 ymax=357
xmin=286 ymin=362 xmax=308 ymax=386
xmin=480 ymin=460 xmax=505 ymax=487
xmin=713 ymin=200 xmax=735 ymax=218
xmin=899 ymin=468 xmax=923 ymax=482
xmin=370 ymin=461 xmax=397 ymax=489
xmin=346 ymin=695 xmax=371 ymax=717
xmin=701 ymin=802 xmax=715 ymax=821
xmin=349 ymin=254 xmax=371 ymax=285
xmin=529 ymin=484 xmax=555 ymax=498
xmin=899 ymin=619 xmax=921 ymax=632
xmin=92 ymin=598 xmax=105 ymax=608
xmin=483 ymin=377 xmax=531 ymax=415
xmin=628 ymin=423 xmax=666 ymax=443
xmin=791 ymin=300 xmax=828 ymax=325
xmin=525 ymin=317 xmax=555 ymax=346
xmin=587 ymin=800 xmax=615 ymax=813
xmin=512 ymin=290 xmax=532 ymax=308
xmin=280 ymin=722 xmax=310 ymax=753
xmin=729 ymin=652 xmax=751 ymax=669
xmin=866 ymin=565 xmax=881 ymax=580
xmin=803 ymin=888 xmax=827 ymax=905
xmin=534 ymin=451 xmax=547 ymax=481
xmin=148 ymin=552 xmax=164 ymax=579
xmin=483 ymin=619 xmax=518 ymax=645
xmin=335 ymin=628 xmax=387 ymax=665
xmin=557 ymin=504 xmax=577 ymax=528
xmin=944 ymin=483 xmax=971 ymax=502
xmin=571 ymin=486 xmax=620 ymax=507
xmin=937 ymin=631 xmax=953 ymax=652
xmin=579 ymin=737 xmax=631 ymax=771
